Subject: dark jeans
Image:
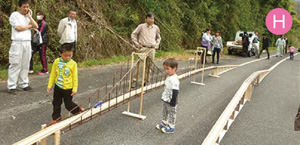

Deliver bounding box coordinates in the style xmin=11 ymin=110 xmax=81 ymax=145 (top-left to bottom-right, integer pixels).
xmin=52 ymin=85 xmax=80 ymax=120
xmin=290 ymin=52 xmax=294 ymax=60
xmin=259 ymin=47 xmax=270 ymax=59
xmin=30 ymin=44 xmax=48 ymax=72
xmin=243 ymin=45 xmax=248 ymax=57
xmin=212 ymin=48 xmax=220 ymax=63
xmin=284 ymin=46 xmax=288 ymax=54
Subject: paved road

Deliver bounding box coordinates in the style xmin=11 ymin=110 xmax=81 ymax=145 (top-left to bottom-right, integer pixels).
xmin=222 ymin=55 xmax=300 ymax=145
xmin=0 ymin=52 xmax=289 ymax=145
xmin=56 ymin=54 xmax=293 ymax=145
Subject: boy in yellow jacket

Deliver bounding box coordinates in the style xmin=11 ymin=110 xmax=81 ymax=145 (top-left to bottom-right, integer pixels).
xmin=47 ymin=43 xmax=83 ymax=125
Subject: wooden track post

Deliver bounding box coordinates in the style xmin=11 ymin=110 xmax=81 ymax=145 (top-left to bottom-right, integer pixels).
xmin=53 ymin=131 xmax=61 ymax=145
xmin=40 ymin=124 xmax=47 ymax=145
xmin=191 ymin=47 xmax=206 ymax=86
xmin=122 ymin=51 xmax=150 ymax=120
xmin=126 ymin=52 xmax=135 ymax=112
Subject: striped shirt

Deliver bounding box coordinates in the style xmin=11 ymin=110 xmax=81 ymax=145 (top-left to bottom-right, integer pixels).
xmin=55 ymin=58 xmax=70 ymax=88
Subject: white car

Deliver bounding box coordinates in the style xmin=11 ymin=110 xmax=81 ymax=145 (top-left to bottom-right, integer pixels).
xmin=227 ymin=31 xmax=257 ymax=57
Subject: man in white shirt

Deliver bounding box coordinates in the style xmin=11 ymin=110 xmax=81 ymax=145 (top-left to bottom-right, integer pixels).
xmin=276 ymin=35 xmax=286 ymax=57
xmin=57 ymin=10 xmax=77 ymax=51
xmin=7 ymin=0 xmax=38 ymax=94
xmin=252 ymin=32 xmax=260 ymax=58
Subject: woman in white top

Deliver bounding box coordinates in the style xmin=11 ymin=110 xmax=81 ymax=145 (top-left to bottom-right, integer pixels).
xmin=211 ymin=31 xmax=223 ymax=64
xmin=201 ymin=28 xmax=212 ymax=64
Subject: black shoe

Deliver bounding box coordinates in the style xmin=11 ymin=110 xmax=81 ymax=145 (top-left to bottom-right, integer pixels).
xmin=8 ymin=89 xmax=17 ymax=94
xmin=23 ymin=86 xmax=33 ymax=92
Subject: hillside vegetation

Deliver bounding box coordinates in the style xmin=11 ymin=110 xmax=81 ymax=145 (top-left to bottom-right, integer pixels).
xmin=0 ymin=0 xmax=299 ymax=66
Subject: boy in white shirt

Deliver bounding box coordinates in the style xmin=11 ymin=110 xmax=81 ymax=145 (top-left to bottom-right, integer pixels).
xmin=156 ymin=58 xmax=180 ymax=133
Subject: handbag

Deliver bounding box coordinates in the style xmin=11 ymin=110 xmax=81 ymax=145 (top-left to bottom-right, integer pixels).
xmin=32 ymin=29 xmax=43 ymax=46
xmin=207 ymin=50 xmax=212 ymax=56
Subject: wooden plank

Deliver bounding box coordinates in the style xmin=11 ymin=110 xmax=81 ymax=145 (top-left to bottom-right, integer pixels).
xmin=122 ymin=111 xmax=146 ymax=120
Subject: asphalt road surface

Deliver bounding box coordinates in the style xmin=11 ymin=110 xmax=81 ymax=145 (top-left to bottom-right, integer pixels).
xmin=222 ymin=55 xmax=300 ymax=145
xmin=1 ymin=52 xmax=298 ymax=145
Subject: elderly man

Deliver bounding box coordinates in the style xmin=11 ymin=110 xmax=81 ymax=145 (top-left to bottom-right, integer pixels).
xmin=7 ymin=0 xmax=38 ymax=94
xmin=131 ymin=12 xmax=161 ymax=87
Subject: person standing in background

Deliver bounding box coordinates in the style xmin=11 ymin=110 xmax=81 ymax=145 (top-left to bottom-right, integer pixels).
xmin=276 ymin=35 xmax=285 ymax=57
xmin=284 ymin=35 xmax=288 ymax=54
xmin=211 ymin=31 xmax=223 ymax=64
xmin=29 ymin=10 xmax=49 ymax=74
xmin=258 ymin=34 xmax=270 ymax=59
xmin=201 ymin=28 xmax=212 ymax=64
xmin=7 ymin=0 xmax=38 ymax=94
xmin=57 ymin=10 xmax=77 ymax=51
xmin=252 ymin=32 xmax=260 ymax=58
xmin=242 ymin=32 xmax=250 ymax=57
xmin=131 ymin=12 xmax=161 ymax=87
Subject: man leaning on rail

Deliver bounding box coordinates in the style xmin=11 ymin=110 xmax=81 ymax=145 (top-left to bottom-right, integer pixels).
xmin=131 ymin=12 xmax=161 ymax=88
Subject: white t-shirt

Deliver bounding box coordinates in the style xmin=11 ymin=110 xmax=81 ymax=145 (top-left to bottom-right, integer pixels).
xmin=161 ymin=74 xmax=180 ymax=103
xmin=9 ymin=12 xmax=31 ymax=41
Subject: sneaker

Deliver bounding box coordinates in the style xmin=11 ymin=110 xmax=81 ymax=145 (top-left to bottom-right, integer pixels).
xmin=156 ymin=122 xmax=166 ymax=130
xmin=49 ymin=120 xmax=58 ymax=125
xmin=161 ymin=125 xmax=175 ymax=134
xmin=8 ymin=89 xmax=17 ymax=95
xmin=29 ymin=70 xmax=34 ymax=74
xmin=23 ymin=86 xmax=33 ymax=92
xmin=80 ymin=107 xmax=85 ymax=112
xmin=49 ymin=118 xmax=62 ymax=126
xmin=38 ymin=71 xmax=49 ymax=75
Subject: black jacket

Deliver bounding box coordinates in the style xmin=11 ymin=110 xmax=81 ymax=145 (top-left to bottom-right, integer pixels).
xmin=262 ymin=37 xmax=270 ymax=49
xmin=37 ymin=20 xmax=49 ymax=44
xmin=242 ymin=35 xmax=250 ymax=46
